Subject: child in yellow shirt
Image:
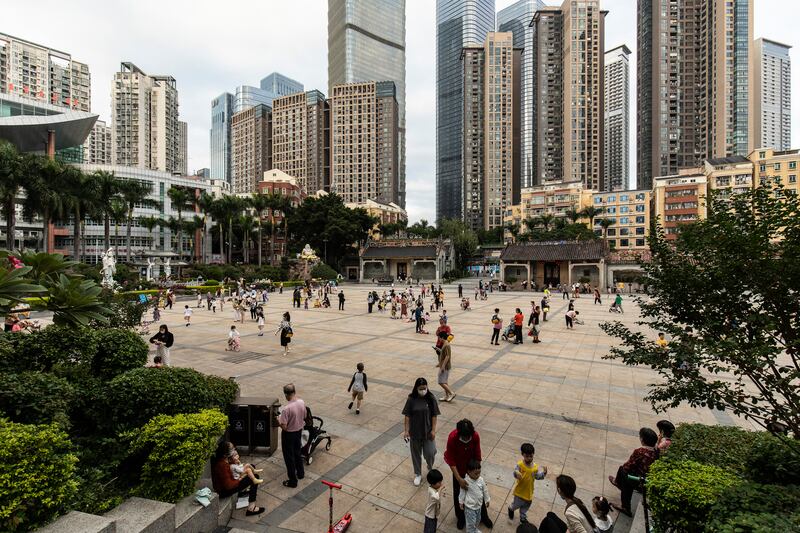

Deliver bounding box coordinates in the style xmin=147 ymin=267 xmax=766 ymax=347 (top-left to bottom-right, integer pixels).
xmin=507 ymin=442 xmax=547 ymax=525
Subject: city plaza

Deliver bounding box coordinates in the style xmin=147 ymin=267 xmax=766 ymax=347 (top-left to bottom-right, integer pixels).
xmin=154 ymin=281 xmax=753 ymax=533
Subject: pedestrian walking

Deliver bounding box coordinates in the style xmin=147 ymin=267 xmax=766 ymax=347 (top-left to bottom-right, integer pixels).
xmin=275 ymin=312 xmax=292 ymax=355
xmin=346 ymin=362 xmax=367 ymax=415
xmin=256 ymin=307 xmax=265 ymax=336
xmin=444 ymin=419 xmax=493 ymax=530
xmin=513 ymin=308 xmax=524 ymax=344
xmin=338 ymin=291 xmax=345 ymax=310
xmin=206 ymin=291 xmax=212 ymax=310
xmin=436 ymin=332 xmax=455 ymax=402
xmin=541 ymin=296 xmax=549 ymax=322
xmin=530 ymin=306 xmax=541 ymax=343
xmin=458 ymin=283 xmax=463 ymax=298
xmin=402 ymin=378 xmax=440 ymax=486
xmin=183 ymin=305 xmax=193 ymax=327
xmin=277 ymin=383 xmax=306 ymax=488
xmin=594 ymin=288 xmax=602 ymax=305
xmin=490 ymin=308 xmax=502 ymax=345
xmin=367 ymin=292 xmax=374 ymax=313
xmin=148 ymin=324 xmax=173 ymax=366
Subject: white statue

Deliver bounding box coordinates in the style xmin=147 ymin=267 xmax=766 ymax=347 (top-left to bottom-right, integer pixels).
xmin=101 ymin=248 xmax=116 ymax=288
xmin=164 ymin=258 xmax=172 ymax=279
xmin=146 ymin=258 xmax=155 ymax=281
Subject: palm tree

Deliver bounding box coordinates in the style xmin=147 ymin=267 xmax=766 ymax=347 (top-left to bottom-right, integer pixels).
xmin=538 ymin=213 xmax=555 ymax=232
xmin=139 ymin=215 xmax=161 ymax=251
xmin=120 ymin=180 xmax=158 ymax=262
xmin=189 ymin=215 xmax=205 ymax=261
xmin=212 ymin=195 xmax=245 ymax=264
xmin=22 ymin=157 xmax=67 ymax=254
xmin=565 ymin=208 xmax=581 ymax=224
xmin=248 ymin=193 xmax=272 ymax=266
xmin=167 ymin=186 xmax=193 ymax=261
xmin=61 ymin=166 xmax=97 ymax=260
xmin=580 ymin=206 xmax=605 ymax=230
xmin=237 ymin=214 xmax=256 ymax=264
xmin=273 ymin=194 xmax=294 ymax=260
xmin=524 ymin=217 xmax=539 ymax=234
xmin=553 ymin=217 xmax=568 ymax=231
xmin=164 ymin=217 xmax=182 ymax=255
xmin=505 ymin=223 xmax=520 ymax=242
xmin=91 ymin=170 xmax=122 ymax=251
xmin=194 ymin=192 xmax=215 ymax=264
xmin=598 ymin=218 xmax=615 ymax=239
xmin=0 ymin=142 xmax=27 ymax=251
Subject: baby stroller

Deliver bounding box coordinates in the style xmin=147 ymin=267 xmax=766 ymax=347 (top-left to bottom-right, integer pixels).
xmin=301 ymin=407 xmax=332 ymax=465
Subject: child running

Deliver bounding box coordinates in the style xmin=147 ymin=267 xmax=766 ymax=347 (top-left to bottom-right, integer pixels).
xmin=424 ymin=469 xmax=444 ymax=533
xmin=459 ymin=459 xmax=490 ymax=533
xmin=346 ymin=362 xmax=368 ymax=415
xmin=183 ymin=305 xmax=193 ymax=327
xmin=507 ymin=443 xmax=547 ymax=525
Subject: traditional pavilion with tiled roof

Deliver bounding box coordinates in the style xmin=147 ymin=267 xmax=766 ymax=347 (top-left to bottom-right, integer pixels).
xmin=499 ymin=240 xmax=609 ymax=289
xmin=359 ymin=238 xmax=454 ymax=282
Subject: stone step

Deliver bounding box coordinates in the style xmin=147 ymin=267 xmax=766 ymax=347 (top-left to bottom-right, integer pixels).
xmin=37 ymin=511 xmax=116 ymax=533
xmin=175 ymin=492 xmax=219 ymax=533
xmin=103 ymin=497 xmax=175 ymax=533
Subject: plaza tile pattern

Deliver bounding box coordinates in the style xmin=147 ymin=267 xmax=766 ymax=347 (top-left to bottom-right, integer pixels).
xmin=157 ymin=282 xmax=753 ymax=533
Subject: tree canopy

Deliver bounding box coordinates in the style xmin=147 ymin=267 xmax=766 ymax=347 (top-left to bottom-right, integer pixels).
xmin=600 ymin=186 xmax=800 ymax=438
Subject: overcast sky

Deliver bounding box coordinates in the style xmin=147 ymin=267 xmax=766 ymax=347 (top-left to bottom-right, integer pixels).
xmin=4 ymin=0 xmax=799 ymax=222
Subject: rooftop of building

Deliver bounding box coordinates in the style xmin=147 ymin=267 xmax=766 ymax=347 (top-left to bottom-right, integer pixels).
xmin=0 ymin=93 xmax=97 ymax=152
xmin=706 ymin=155 xmax=750 ymax=166
xmin=500 ymin=240 xmax=608 ymax=262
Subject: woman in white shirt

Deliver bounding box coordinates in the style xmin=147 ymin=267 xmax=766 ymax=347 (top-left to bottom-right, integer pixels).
xmin=539 ymin=475 xmax=597 ymax=533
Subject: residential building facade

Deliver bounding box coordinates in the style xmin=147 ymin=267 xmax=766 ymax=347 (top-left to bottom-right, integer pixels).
xmin=255 ymin=169 xmax=307 ymax=263
xmin=651 ymin=169 xmax=708 ymax=240
xmin=231 ymin=104 xmax=272 ymax=194
xmin=462 ymin=32 xmax=519 ymax=231
xmin=328 ymin=0 xmax=407 ymax=207
xmin=749 ymin=147 xmax=800 ymax=196
xmin=0 ymin=33 xmax=90 ymax=112
xmin=703 ymin=155 xmax=754 ymax=197
xmin=329 ymin=81 xmax=399 ymax=205
xmin=753 ymin=39 xmax=791 ymax=151
xmin=111 ymin=62 xmax=182 ymax=173
xmin=531 ymin=0 xmax=605 ymax=190
xmin=637 ymin=0 xmax=753 ymax=189
xmin=271 ymin=90 xmax=329 ymax=195
xmin=497 ymin=0 xmax=545 ymax=190
xmin=84 ymin=119 xmax=112 ymax=164
xmin=436 ymin=0 xmax=496 ymax=221
xmin=591 ymin=190 xmax=651 ymax=249
xmin=604 ymin=45 xmax=630 ymax=192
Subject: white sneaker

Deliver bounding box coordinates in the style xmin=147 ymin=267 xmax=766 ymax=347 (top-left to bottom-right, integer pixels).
xmin=413 ymin=475 xmax=422 ymax=486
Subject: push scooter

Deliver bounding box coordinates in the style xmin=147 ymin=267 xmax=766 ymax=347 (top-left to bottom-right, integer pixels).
xmin=321 ymin=480 xmax=352 ymax=533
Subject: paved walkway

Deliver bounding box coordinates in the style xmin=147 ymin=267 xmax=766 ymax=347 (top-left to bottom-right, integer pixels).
xmin=159 ymin=281 xmax=753 ymax=533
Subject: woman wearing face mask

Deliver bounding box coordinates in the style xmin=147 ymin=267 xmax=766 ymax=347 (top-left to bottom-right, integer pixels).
xmin=402 ymin=377 xmax=441 ymax=487
xmin=444 ymin=419 xmax=493 ymax=530
xmin=539 ymin=474 xmax=596 ymax=533
xmin=148 ymin=324 xmax=174 ymax=366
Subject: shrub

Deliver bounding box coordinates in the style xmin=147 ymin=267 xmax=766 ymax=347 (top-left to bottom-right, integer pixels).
xmin=0 ymin=325 xmax=97 ymax=372
xmin=95 ymin=292 xmax=148 ymax=329
xmin=0 ymin=419 xmax=78 ymax=531
xmin=647 ymin=459 xmax=740 ymax=532
xmin=109 ymin=367 xmax=238 ymax=430
xmin=0 ymin=372 xmax=74 ymax=429
xmin=205 ymin=279 xmax=220 ymax=286
xmin=665 ymin=423 xmax=757 ymax=475
xmin=255 ymin=265 xmax=287 ymax=281
xmin=707 ymin=481 xmax=800 ymax=532
xmin=745 ymin=434 xmax=800 ymax=485
xmin=127 ymin=409 xmax=227 ymax=503
xmin=310 ymin=263 xmax=338 ymax=280
xmin=92 ymin=329 xmax=149 ymax=380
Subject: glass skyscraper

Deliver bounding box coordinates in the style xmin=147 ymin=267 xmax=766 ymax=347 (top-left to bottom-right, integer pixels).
xmin=436 ymin=0 xmax=495 ymax=222
xmin=210 ymin=73 xmax=303 ymax=183
xmin=497 ymin=0 xmax=544 ymax=191
xmin=328 ymin=0 xmax=406 ymax=207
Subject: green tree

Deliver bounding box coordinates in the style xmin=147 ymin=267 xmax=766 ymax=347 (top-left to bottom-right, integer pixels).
xmin=580 ymin=205 xmax=604 ymax=229
xmin=598 ymin=218 xmax=615 ymax=239
xmin=408 ymin=219 xmax=436 ymax=238
xmin=247 ymin=193 xmax=271 ymax=266
xmin=505 ymin=223 xmax=520 ymax=242
xmin=565 ymin=208 xmax=582 ymax=224
xmin=167 ymin=186 xmax=193 ymax=260
xmin=120 ymin=180 xmax=158 ymax=262
xmin=438 ymin=218 xmax=478 ymax=272
xmin=91 ymin=170 xmax=123 ymax=251
xmin=23 ymin=158 xmax=68 ymax=255
xmin=194 ymin=192 xmax=215 ymax=264
xmin=0 ymin=142 xmax=27 ymax=251
xmin=600 ymin=186 xmax=800 ymax=438
xmin=236 ymin=214 xmax=256 ymax=264
xmin=211 ymin=195 xmax=245 ymax=264
xmin=62 ymin=166 xmax=97 ymax=261
xmin=139 ymin=215 xmax=161 ymax=251
xmin=538 ymin=213 xmax=554 ymax=232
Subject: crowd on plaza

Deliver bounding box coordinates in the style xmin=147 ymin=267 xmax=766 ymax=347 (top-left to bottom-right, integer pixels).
xmin=147 ymin=278 xmax=667 ymax=532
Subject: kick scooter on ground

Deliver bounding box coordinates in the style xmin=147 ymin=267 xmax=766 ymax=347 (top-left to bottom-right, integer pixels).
xmin=321 ymin=480 xmax=352 ymax=533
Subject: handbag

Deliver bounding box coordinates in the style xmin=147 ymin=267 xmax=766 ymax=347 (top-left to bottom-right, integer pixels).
xmin=447 ymin=334 xmax=454 ymax=343
xmin=284 ymin=326 xmax=293 ymax=338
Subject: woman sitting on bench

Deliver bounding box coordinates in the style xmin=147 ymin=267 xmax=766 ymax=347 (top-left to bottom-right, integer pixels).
xmin=211 ymin=441 xmax=265 ymax=516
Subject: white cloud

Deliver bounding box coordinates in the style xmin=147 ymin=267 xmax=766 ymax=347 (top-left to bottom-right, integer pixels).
xmin=3 ymin=0 xmax=799 ymax=222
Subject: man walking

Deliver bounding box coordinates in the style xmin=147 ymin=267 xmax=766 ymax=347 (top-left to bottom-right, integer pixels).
xmin=338 ymin=290 xmax=345 ymax=310
xmin=458 ymin=283 xmax=463 ymax=298
xmin=277 ymin=383 xmax=306 ymax=488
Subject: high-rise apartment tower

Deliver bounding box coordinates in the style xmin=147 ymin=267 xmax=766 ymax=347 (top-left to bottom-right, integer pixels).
xmin=753 ymin=38 xmax=791 ymax=151
xmin=604 ymin=45 xmax=631 ymax=192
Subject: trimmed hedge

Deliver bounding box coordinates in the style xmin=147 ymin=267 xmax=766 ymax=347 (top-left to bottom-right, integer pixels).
xmin=666 ymin=424 xmax=758 ymax=475
xmin=109 ymin=367 xmax=239 ymax=430
xmin=0 ymin=372 xmax=74 ymax=429
xmin=127 ymin=409 xmax=227 ymax=503
xmin=92 ymin=329 xmax=149 ymax=380
xmin=0 ymin=419 xmax=78 ymax=532
xmin=310 ymin=263 xmax=338 ymax=280
xmin=0 ymin=325 xmax=97 ymax=373
xmin=647 ymin=459 xmax=740 ymax=531
xmin=707 ymin=481 xmax=800 ymax=532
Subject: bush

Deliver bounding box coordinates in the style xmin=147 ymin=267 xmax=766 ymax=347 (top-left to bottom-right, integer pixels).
xmin=127 ymin=409 xmax=227 ymax=503
xmin=310 ymin=263 xmax=338 ymax=280
xmin=647 ymin=459 xmax=740 ymax=532
xmin=0 ymin=372 xmax=74 ymax=429
xmin=745 ymin=434 xmax=800 ymax=485
xmin=255 ymin=265 xmax=287 ymax=281
xmin=95 ymin=292 xmax=148 ymax=329
xmin=205 ymin=279 xmax=220 ymax=286
xmin=92 ymin=329 xmax=149 ymax=380
xmin=109 ymin=367 xmax=238 ymax=430
xmin=707 ymin=481 xmax=800 ymax=532
xmin=0 ymin=419 xmax=78 ymax=531
xmin=0 ymin=325 xmax=97 ymax=372
xmin=665 ymin=423 xmax=757 ymax=475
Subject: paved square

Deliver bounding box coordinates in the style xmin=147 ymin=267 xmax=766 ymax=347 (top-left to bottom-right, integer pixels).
xmin=160 ymin=281 xmax=754 ymax=533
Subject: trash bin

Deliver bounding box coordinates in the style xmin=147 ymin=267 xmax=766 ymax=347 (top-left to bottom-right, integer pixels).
xmin=228 ymin=396 xmax=280 ymax=455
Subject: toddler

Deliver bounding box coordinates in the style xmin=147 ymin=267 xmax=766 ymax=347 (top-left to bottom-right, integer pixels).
xmin=226 ymin=325 xmax=241 ymax=352
xmin=424 ymin=469 xmax=444 ymax=533
xmin=228 ymin=449 xmax=263 ymax=485
xmin=183 ymin=305 xmax=193 ymax=326
xmin=346 ymin=362 xmax=368 ymax=415
xmin=459 ymin=459 xmax=490 ymax=533
xmin=592 ymin=496 xmax=614 ymax=532
xmin=508 ymin=443 xmax=547 ymax=525
xmin=657 ymin=332 xmax=668 ymax=348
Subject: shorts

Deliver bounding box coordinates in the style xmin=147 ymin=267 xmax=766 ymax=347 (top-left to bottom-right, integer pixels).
xmin=351 ymin=390 xmax=364 ymax=400
xmin=437 ymin=368 xmax=450 ymax=384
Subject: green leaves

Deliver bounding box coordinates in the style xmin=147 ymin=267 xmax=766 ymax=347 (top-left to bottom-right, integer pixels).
xmin=0 ymin=264 xmax=46 ymax=315
xmin=46 ymin=274 xmax=111 ymax=327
